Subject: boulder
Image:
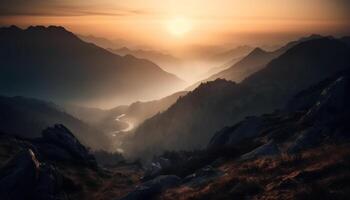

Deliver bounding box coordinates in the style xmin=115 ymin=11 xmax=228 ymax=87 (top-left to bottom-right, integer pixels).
xmin=0 ymin=149 xmax=67 ymax=200
xmin=0 ymin=149 xmax=39 ymax=199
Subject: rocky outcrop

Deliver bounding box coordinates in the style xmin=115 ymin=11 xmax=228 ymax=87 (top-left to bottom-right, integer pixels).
xmin=208 ymin=71 xmax=350 ymax=159
xmin=287 ymin=75 xmax=350 ymax=153
xmin=32 ymin=124 xmax=97 ymax=168
xmin=183 ymin=165 xmax=223 ymax=188
xmin=142 ymin=157 xmax=172 ymax=181
xmin=0 ymin=149 xmax=67 ymax=200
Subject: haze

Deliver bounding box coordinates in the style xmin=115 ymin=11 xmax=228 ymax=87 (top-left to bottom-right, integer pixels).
xmin=0 ymin=0 xmax=349 ymax=107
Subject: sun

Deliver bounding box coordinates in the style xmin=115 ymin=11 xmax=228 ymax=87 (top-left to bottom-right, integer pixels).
xmin=166 ymin=16 xmax=192 ymax=37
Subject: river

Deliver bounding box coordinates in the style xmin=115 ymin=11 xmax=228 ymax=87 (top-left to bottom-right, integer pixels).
xmin=111 ymin=114 xmax=134 ymax=136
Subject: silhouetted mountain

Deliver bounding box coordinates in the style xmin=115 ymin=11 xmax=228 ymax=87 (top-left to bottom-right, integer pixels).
xmin=124 ymin=37 xmax=350 ymax=159
xmin=187 ymin=34 xmax=326 ymax=90
xmin=109 ymin=47 xmax=187 ymax=80
xmin=274 ymin=34 xmax=324 ymax=55
xmin=0 ymin=95 xmax=111 ymax=150
xmin=0 ymin=25 xmax=185 ymax=107
xmin=341 ymin=36 xmax=350 ymax=46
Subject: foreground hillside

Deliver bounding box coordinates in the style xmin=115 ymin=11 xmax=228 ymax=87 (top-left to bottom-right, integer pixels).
xmin=0 ymin=25 xmax=185 ymax=107
xmin=0 ymin=125 xmax=142 ymax=200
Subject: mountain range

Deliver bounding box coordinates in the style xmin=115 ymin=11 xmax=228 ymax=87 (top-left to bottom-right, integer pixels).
xmin=109 ymin=47 xmax=184 ymax=76
xmin=124 ymin=37 xmax=350 ymax=159
xmin=0 ymin=25 xmax=185 ymax=107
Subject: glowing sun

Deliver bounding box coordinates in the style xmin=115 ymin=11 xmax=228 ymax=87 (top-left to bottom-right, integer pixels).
xmin=166 ymin=16 xmax=192 ymax=37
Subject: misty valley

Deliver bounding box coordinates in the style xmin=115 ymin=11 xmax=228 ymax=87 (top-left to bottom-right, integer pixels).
xmin=0 ymin=3 xmax=350 ymax=199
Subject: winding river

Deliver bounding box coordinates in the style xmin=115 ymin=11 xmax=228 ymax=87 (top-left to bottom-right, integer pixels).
xmin=111 ymin=114 xmax=134 ymax=136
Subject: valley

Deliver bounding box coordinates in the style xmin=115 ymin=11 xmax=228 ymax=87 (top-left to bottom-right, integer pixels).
xmin=1 ymin=1 xmax=350 ymax=198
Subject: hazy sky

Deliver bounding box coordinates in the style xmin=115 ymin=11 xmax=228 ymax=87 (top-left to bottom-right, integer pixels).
xmin=0 ymin=0 xmax=349 ymax=50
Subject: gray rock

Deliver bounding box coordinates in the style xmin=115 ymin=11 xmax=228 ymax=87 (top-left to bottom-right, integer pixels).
xmin=287 ymin=76 xmax=350 ymax=153
xmin=287 ymin=127 xmax=326 ymax=154
xmin=241 ymin=141 xmax=279 ymax=160
xmin=0 ymin=149 xmax=67 ymax=200
xmin=120 ymin=175 xmax=181 ymax=200
xmin=142 ymin=157 xmax=172 ymax=181
xmin=0 ymin=149 xmax=39 ymax=200
xmin=300 ymin=76 xmax=348 ymax=125
xmin=183 ymin=165 xmax=223 ymax=188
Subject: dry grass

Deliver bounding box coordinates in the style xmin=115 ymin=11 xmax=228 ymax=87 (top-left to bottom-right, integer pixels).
xmin=159 ymin=144 xmax=350 ymax=200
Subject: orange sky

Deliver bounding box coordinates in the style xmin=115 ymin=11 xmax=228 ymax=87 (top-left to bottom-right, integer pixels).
xmin=0 ymin=0 xmax=349 ymax=50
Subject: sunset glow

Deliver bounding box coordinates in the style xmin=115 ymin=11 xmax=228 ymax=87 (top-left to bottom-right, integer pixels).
xmin=0 ymin=0 xmax=349 ymax=50
xmin=166 ymin=16 xmax=192 ymax=37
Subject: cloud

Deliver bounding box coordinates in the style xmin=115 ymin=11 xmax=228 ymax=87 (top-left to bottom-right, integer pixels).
xmin=0 ymin=0 xmax=149 ymax=17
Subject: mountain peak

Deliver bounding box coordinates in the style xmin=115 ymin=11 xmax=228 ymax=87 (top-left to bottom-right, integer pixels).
xmin=196 ymin=78 xmax=236 ymax=92
xmin=0 ymin=25 xmax=22 ymax=32
xmin=119 ymin=46 xmax=130 ymax=51
xmin=299 ymin=34 xmax=324 ymax=42
xmin=0 ymin=25 xmax=74 ymax=38
xmin=248 ymin=47 xmax=267 ymax=56
xmin=26 ymin=25 xmax=67 ymax=32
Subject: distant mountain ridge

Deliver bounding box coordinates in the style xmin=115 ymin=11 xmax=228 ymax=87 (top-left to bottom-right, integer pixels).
xmin=109 ymin=47 xmax=186 ymax=79
xmin=187 ymin=34 xmax=325 ymax=90
xmin=78 ymin=34 xmax=126 ymax=49
xmin=0 ymin=25 xmax=185 ymax=107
